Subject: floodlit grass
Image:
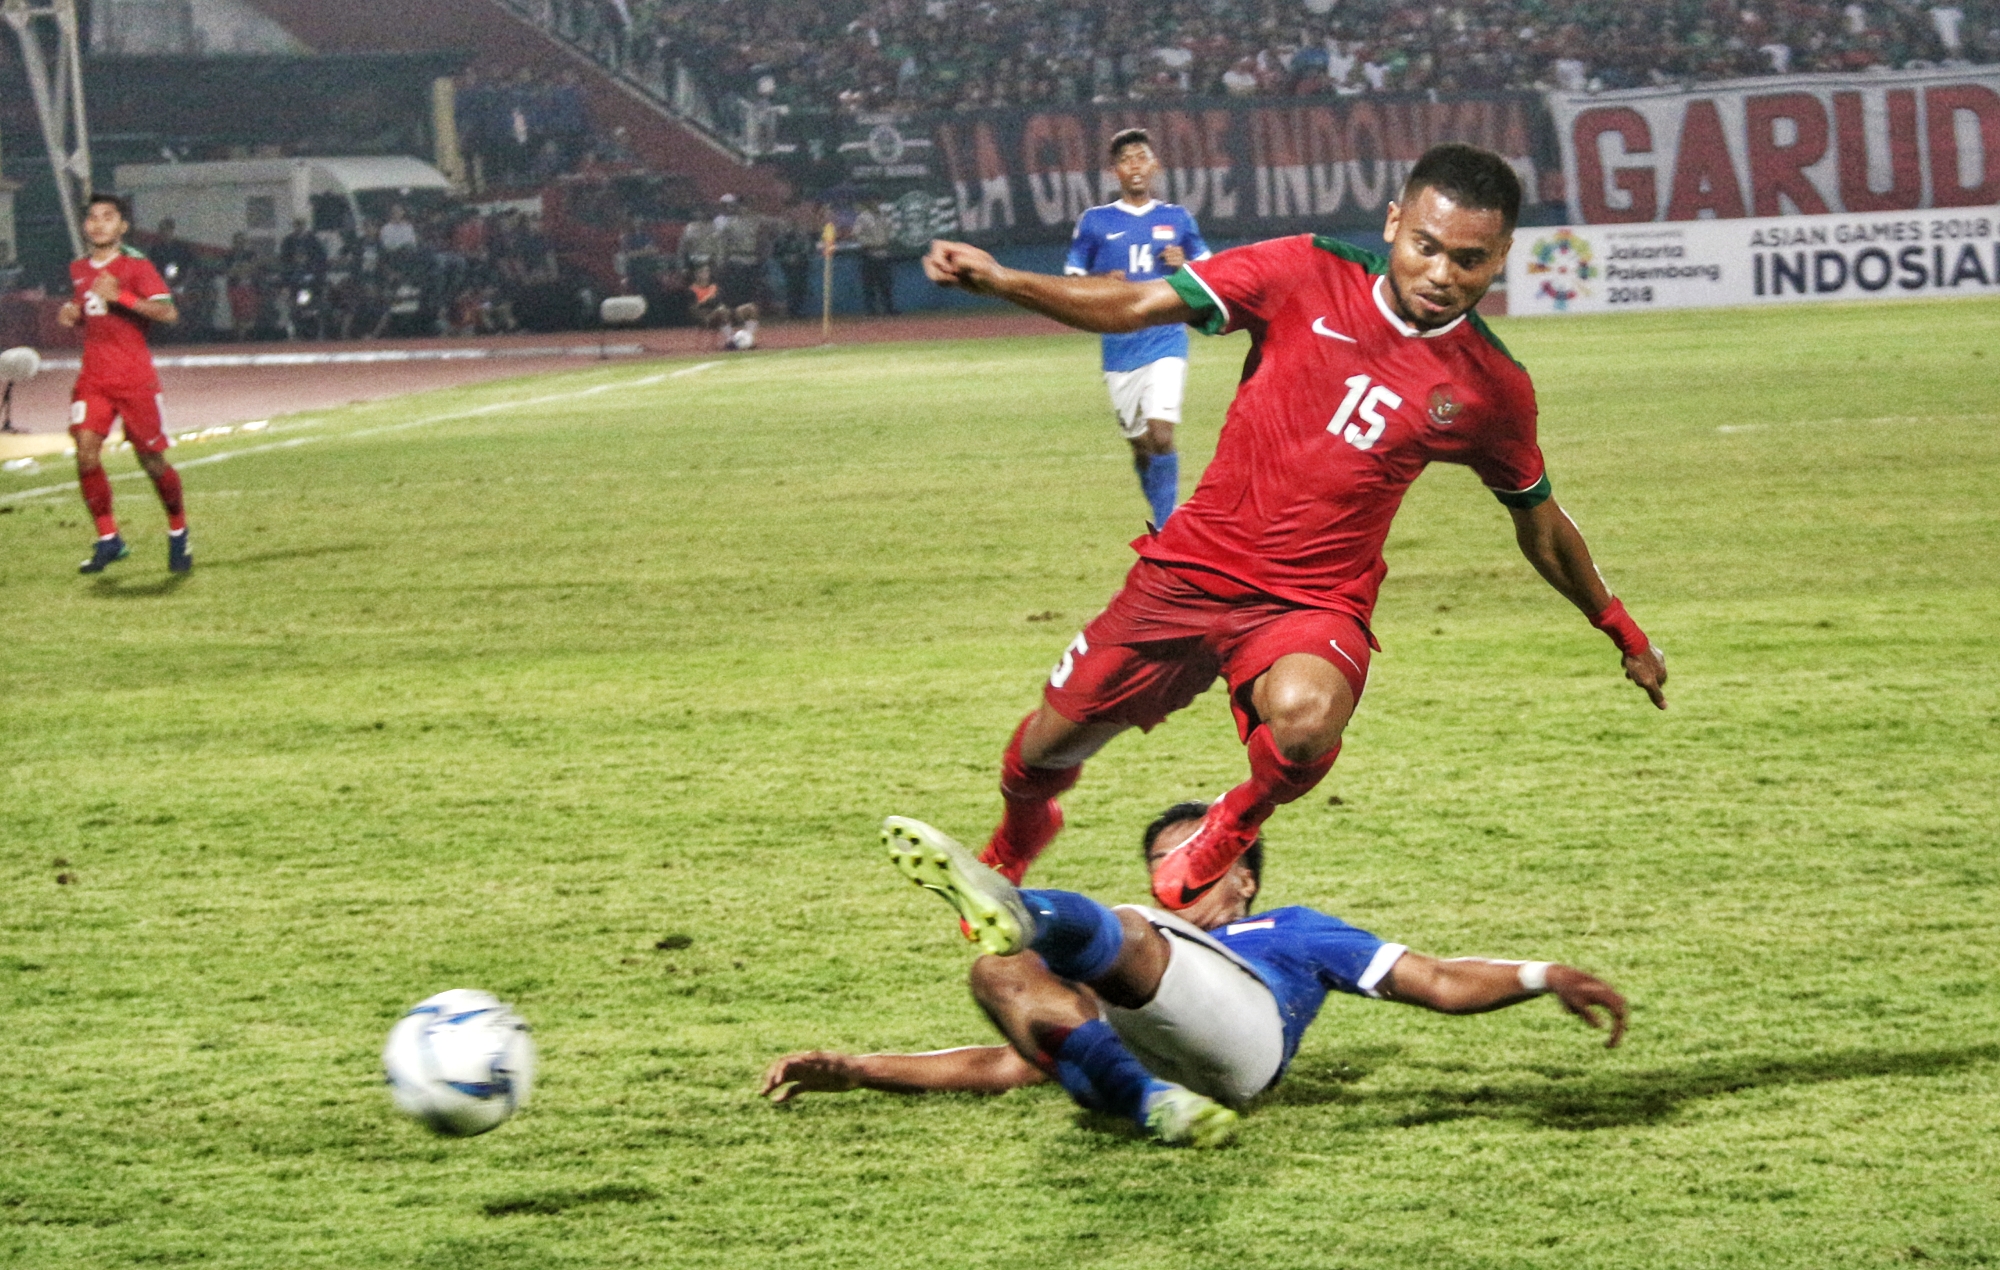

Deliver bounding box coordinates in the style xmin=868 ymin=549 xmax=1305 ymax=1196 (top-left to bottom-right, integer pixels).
xmin=2 ymin=296 xmax=1997 ymax=1268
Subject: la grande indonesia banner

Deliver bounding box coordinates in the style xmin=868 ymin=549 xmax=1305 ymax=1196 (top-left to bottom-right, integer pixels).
xmin=913 ymin=95 xmax=1545 ymax=244
xmin=1551 ymin=66 xmax=2000 ymax=223
xmin=1506 ymin=207 xmax=2000 ymax=315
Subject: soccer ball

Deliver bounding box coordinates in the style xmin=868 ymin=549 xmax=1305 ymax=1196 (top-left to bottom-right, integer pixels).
xmin=728 ymin=327 xmax=755 ymax=350
xmin=382 ymin=989 xmax=536 ymax=1136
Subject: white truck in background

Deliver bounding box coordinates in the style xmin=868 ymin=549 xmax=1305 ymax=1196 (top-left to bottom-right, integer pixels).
xmin=112 ymin=155 xmax=455 ymax=254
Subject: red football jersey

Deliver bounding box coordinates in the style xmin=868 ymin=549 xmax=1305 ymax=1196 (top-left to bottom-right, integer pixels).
xmin=1154 ymin=234 xmax=1548 ymax=623
xmin=70 ymin=247 xmax=170 ymax=393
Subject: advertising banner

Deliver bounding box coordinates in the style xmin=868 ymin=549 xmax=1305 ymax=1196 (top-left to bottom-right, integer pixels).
xmin=1550 ymin=67 xmax=2000 ymax=224
xmin=829 ymin=115 xmax=963 ymax=252
xmin=852 ymin=95 xmax=1547 ymax=246
xmin=1507 ymin=207 xmax=2000 ymax=315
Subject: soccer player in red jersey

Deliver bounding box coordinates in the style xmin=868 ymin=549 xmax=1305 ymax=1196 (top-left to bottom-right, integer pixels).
xmin=60 ymin=193 xmax=189 ymax=575
xmin=922 ymin=143 xmax=1668 ymax=911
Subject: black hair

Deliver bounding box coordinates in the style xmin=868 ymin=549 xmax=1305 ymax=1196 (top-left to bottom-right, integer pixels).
xmin=1108 ymin=127 xmax=1152 ymax=160
xmin=85 ymin=192 xmax=132 ymax=223
xmin=1402 ymin=143 xmax=1521 ymax=232
xmin=1141 ymin=801 xmax=1263 ymax=893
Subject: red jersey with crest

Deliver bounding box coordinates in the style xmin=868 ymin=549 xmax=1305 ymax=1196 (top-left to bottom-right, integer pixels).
xmin=1156 ymin=234 xmax=1548 ymax=624
xmin=70 ymin=247 xmax=171 ymax=394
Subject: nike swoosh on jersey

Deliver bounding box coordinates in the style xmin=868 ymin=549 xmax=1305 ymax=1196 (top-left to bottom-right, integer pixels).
xmin=1106 ymin=231 xmax=1127 ymax=240
xmin=1312 ymin=317 xmax=1358 ymax=342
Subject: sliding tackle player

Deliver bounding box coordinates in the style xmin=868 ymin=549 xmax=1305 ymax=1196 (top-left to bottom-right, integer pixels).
xmin=762 ymin=810 xmax=1627 ymax=1147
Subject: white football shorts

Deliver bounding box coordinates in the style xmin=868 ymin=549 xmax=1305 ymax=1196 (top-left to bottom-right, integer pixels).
xmin=1103 ymin=356 xmax=1186 ymax=437
xmin=1101 ymin=905 xmax=1288 ymax=1107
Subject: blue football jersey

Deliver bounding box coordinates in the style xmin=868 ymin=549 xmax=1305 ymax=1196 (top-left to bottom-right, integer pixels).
xmin=1064 ymin=200 xmax=1211 ymax=373
xmin=1208 ymin=907 xmax=1404 ymax=1067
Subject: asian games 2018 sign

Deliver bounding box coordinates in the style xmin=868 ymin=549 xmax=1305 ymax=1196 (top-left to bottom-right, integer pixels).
xmin=1507 ymin=207 xmax=2000 ymax=316
xmin=1523 ymin=228 xmax=1599 ymax=311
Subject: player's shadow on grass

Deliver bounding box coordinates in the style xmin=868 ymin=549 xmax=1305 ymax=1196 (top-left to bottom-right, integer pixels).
xmin=1344 ymin=1042 xmax=2000 ymax=1131
xmin=195 ymin=543 xmax=368 ymax=569
xmin=1259 ymin=1045 xmax=1400 ymax=1109
xmin=90 ymin=572 xmax=188 ymax=598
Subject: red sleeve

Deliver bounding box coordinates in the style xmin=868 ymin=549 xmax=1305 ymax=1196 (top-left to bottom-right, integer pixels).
xmin=1468 ymin=375 xmax=1550 ymax=507
xmin=130 ymin=259 xmax=171 ymax=300
xmin=1165 ymin=234 xmax=1316 ymax=335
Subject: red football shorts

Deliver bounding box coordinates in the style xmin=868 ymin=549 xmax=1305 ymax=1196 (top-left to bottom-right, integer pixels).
xmin=1043 ymin=559 xmax=1376 ymax=740
xmin=70 ymin=385 xmax=169 ymax=454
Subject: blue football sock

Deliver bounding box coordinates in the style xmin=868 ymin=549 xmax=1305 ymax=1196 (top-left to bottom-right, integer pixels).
xmin=1050 ymin=1020 xmax=1173 ymax=1125
xmin=1139 ymin=451 xmax=1179 ymax=528
xmin=1020 ymin=888 xmax=1126 ymax=983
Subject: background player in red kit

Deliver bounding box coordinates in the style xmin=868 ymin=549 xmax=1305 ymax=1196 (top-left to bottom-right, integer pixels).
xmin=60 ymin=193 xmax=189 ymax=575
xmin=922 ymin=144 xmax=1668 ymax=911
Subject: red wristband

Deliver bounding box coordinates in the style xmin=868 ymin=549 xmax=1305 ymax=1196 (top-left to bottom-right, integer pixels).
xmin=1590 ymin=598 xmax=1650 ymax=658
xmin=116 ymin=290 xmax=143 ymax=311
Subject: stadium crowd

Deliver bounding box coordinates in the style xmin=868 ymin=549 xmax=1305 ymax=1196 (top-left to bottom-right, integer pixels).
xmin=139 ymin=203 xmax=582 ymax=342
xmin=520 ymin=0 xmax=1997 ymax=113
xmin=121 ymin=194 xmax=833 ymax=343
xmin=450 ymin=66 xmax=653 ymax=188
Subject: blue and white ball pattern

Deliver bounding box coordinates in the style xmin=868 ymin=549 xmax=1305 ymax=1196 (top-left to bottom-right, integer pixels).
xmin=383 ymin=989 xmax=536 ymax=1136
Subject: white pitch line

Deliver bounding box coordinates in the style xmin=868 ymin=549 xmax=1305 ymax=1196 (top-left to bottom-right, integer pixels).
xmin=0 ymin=362 xmax=724 ymax=505
xmin=173 ymin=436 xmax=321 ymax=469
xmin=336 ymin=365 xmax=695 ymax=441
xmin=1 ymin=476 xmax=100 ymax=503
xmin=36 ymin=344 xmax=649 ymax=371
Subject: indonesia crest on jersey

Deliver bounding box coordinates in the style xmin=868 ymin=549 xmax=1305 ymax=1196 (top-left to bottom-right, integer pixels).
xmin=1151 ymin=235 xmax=1548 ymax=624
xmin=1066 ymin=200 xmax=1211 ymax=372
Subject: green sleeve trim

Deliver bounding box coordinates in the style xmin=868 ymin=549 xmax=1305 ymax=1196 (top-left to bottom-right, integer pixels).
xmin=1167 ymin=266 xmax=1229 ymax=335
xmin=1310 ymin=235 xmax=1387 ymax=274
xmin=1491 ymin=472 xmax=1552 ymax=509
xmin=1468 ymin=311 xmax=1526 ymax=370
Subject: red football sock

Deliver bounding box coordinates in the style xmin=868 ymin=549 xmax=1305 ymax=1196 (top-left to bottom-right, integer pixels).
xmin=982 ymin=712 xmax=1082 ymax=881
xmin=1215 ymin=724 xmax=1340 ymax=834
xmin=79 ymin=466 xmax=118 ymax=537
xmin=148 ymin=464 xmax=187 ymax=532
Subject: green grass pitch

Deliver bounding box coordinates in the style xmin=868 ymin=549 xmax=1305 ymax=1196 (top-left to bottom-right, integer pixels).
xmin=2 ymin=297 xmax=1997 ymax=1268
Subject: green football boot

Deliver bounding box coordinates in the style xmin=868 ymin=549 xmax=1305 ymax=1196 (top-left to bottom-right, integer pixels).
xmin=1143 ymin=1085 xmax=1240 ymax=1149
xmin=883 ymin=815 xmax=1035 ymax=957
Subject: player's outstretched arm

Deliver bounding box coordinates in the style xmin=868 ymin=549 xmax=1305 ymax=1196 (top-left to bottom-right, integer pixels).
xmin=1509 ymin=498 xmax=1667 ymax=709
xmin=1380 ymin=952 xmax=1629 ymax=1048
xmin=922 ymin=239 xmax=1197 ymax=334
xmin=132 ymin=297 xmax=180 ymax=325
xmin=760 ymin=1045 xmax=1046 ymax=1103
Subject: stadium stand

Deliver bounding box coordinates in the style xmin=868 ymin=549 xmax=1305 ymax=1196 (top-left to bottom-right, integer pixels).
xmin=233 ymin=0 xmax=789 ymax=207
xmin=4 ymin=0 xmax=1995 ymax=338
xmin=552 ymin=0 xmax=1998 ymax=112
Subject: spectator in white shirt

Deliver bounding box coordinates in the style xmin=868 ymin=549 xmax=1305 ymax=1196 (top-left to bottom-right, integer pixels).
xmin=379 ymin=205 xmax=419 ymax=255
xmin=1931 ymin=5 xmax=1965 ymax=53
